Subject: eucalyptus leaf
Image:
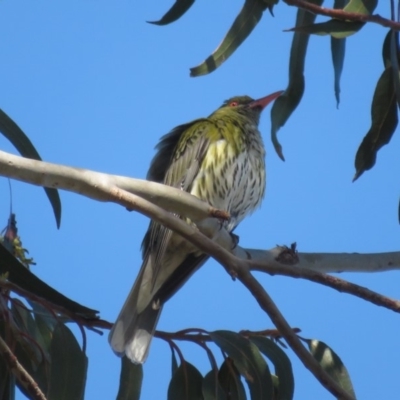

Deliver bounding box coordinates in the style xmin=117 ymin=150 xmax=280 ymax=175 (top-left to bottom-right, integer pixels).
xmin=0 ymin=109 xmax=62 ymax=228
xmin=210 ymin=330 xmax=273 ymax=400
xmin=47 ymin=323 xmax=88 ymax=400
xmin=218 ymin=358 xmax=247 ymax=400
xmin=202 ymin=369 xmax=225 ymax=400
xmin=167 ymin=361 xmax=203 ymax=400
xmin=116 ymin=356 xmax=143 ymax=400
xmin=354 ymin=66 xmax=398 ymax=180
xmin=307 ymin=339 xmax=356 ymax=399
xmin=250 ymin=336 xmax=294 ymax=400
xmin=148 ymin=0 xmax=195 ymax=26
xmin=0 ymin=243 xmax=99 ymax=318
xmin=190 ymin=0 xmax=269 ymax=76
xmin=271 ymin=0 xmax=323 ymax=160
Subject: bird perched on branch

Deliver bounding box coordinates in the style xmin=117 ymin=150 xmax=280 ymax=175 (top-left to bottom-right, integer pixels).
xmin=109 ymin=91 xmax=283 ymax=363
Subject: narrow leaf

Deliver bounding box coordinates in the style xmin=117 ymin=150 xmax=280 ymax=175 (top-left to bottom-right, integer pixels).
xmin=354 ymin=67 xmax=398 ymax=180
xmin=171 ymin=346 xmax=178 ymax=376
xmin=288 ymin=0 xmax=377 ymax=38
xmin=167 ymin=361 xmax=203 ymax=400
xmin=288 ymin=20 xmax=364 ymax=38
xmin=250 ymin=337 xmax=294 ymax=400
xmin=218 ymin=358 xmax=247 ymax=400
xmin=210 ymin=330 xmax=273 ymax=400
xmin=307 ymin=339 xmax=356 ymax=399
xmin=190 ymin=0 xmax=268 ymax=76
xmin=0 ymin=109 xmax=62 ymax=228
xmin=202 ymin=370 xmax=225 ymax=400
xmin=116 ymin=356 xmax=143 ymax=400
xmin=0 ymin=243 xmax=99 ymax=318
xmin=47 ymin=323 xmax=88 ymax=400
xmin=343 ymin=0 xmax=377 ymax=14
xmin=331 ymin=37 xmax=346 ymax=106
xmin=148 ymin=0 xmax=195 ymax=26
xmin=271 ymin=0 xmax=323 ymax=160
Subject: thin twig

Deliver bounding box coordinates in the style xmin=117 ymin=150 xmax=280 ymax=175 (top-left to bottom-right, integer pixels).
xmin=0 ymin=335 xmax=47 ymax=400
xmin=284 ymin=0 xmax=400 ymax=31
xmin=248 ymin=260 xmax=400 ymax=313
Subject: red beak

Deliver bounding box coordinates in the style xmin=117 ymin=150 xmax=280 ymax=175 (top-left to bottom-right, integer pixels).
xmin=249 ymin=90 xmax=283 ymax=110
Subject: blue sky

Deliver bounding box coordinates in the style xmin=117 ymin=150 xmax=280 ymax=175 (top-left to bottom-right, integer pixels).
xmin=0 ymin=1 xmax=399 ymax=399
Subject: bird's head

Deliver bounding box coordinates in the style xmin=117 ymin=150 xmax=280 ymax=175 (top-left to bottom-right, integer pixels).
xmin=214 ymin=91 xmax=283 ymax=124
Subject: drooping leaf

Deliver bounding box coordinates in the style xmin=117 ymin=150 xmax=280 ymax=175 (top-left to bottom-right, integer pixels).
xmin=0 ymin=109 xmax=62 ymax=228
xmin=250 ymin=336 xmax=294 ymax=400
xmin=190 ymin=0 xmax=269 ymax=77
xmin=0 ymin=320 xmax=16 ymax=400
xmin=354 ymin=66 xmax=398 ymax=180
xmin=171 ymin=346 xmax=178 ymax=376
xmin=270 ymin=0 xmax=323 ymax=160
xmin=288 ymin=0 xmax=377 ymax=38
xmin=344 ymin=0 xmax=377 ymax=13
xmin=306 ymin=339 xmax=356 ymax=399
xmin=11 ymin=300 xmax=46 ymax=365
xmin=116 ymin=356 xmax=143 ymax=400
xmin=331 ymin=36 xmax=346 ymax=106
xmin=218 ymin=358 xmax=247 ymax=400
xmin=148 ymin=0 xmax=195 ymax=26
xmin=289 ymin=19 xmax=364 ymax=38
xmin=47 ymin=323 xmax=87 ymax=400
xmin=167 ymin=361 xmax=204 ymax=400
xmin=202 ymin=369 xmax=225 ymax=400
xmin=329 ymin=0 xmax=348 ymax=106
xmin=210 ymin=330 xmax=273 ymax=400
xmin=0 ymin=242 xmax=99 ymax=318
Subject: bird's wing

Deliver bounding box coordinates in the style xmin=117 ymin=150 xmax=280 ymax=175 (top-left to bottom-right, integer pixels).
xmin=142 ymin=119 xmax=214 ymax=290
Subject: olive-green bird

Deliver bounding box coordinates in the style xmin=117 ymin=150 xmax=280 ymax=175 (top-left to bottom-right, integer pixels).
xmin=109 ymin=91 xmax=282 ymax=363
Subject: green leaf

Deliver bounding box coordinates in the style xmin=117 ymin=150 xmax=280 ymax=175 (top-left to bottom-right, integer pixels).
xmin=288 ymin=0 xmax=377 ymax=39
xmin=171 ymin=347 xmax=178 ymax=376
xmin=47 ymin=323 xmax=88 ymax=400
xmin=210 ymin=330 xmax=273 ymax=400
xmin=0 ymin=321 xmax=16 ymax=400
xmin=307 ymin=339 xmax=356 ymax=399
xmin=289 ymin=19 xmax=364 ymax=39
xmin=11 ymin=300 xmax=46 ymax=365
xmin=190 ymin=0 xmax=268 ymax=77
xmin=148 ymin=0 xmax=195 ymax=26
xmin=250 ymin=337 xmax=294 ymax=400
xmin=354 ymin=66 xmax=398 ymax=180
xmin=218 ymin=358 xmax=247 ymax=400
xmin=270 ymin=0 xmax=323 ymax=160
xmin=0 ymin=109 xmax=62 ymax=228
xmin=202 ymin=369 xmax=225 ymax=400
xmin=0 ymin=242 xmax=99 ymax=318
xmin=331 ymin=36 xmax=346 ymax=106
xmin=343 ymin=0 xmax=377 ymax=14
xmin=167 ymin=361 xmax=204 ymax=400
xmin=116 ymin=356 xmax=143 ymax=400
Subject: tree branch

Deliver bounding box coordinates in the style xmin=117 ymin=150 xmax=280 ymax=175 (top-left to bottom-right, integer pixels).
xmin=0 ymin=149 xmax=397 ymax=398
xmin=284 ymin=0 xmax=400 ymax=31
xmin=0 ymin=335 xmax=47 ymax=400
xmin=236 ymin=269 xmax=355 ymax=400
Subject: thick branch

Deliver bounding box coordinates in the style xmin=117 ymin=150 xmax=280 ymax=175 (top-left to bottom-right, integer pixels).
xmin=0 ymin=150 xmax=227 ymax=223
xmin=284 ymin=0 xmax=400 ymax=31
xmin=0 ymin=335 xmax=47 ymax=400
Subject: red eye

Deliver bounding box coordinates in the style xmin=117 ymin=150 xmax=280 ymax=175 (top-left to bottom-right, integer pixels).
xmin=229 ymin=101 xmax=238 ymax=107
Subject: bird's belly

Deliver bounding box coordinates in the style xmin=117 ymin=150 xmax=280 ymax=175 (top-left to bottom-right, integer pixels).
xmin=190 ymin=144 xmax=266 ymax=231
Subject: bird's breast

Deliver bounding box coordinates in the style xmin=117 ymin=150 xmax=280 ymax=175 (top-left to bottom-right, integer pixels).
xmin=190 ymin=131 xmax=266 ymax=231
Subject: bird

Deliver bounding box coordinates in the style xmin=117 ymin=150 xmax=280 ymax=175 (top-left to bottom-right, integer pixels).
xmin=109 ymin=91 xmax=283 ymax=363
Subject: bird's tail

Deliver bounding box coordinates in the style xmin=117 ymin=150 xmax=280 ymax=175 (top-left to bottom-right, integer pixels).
xmin=108 ymin=267 xmax=162 ymax=364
